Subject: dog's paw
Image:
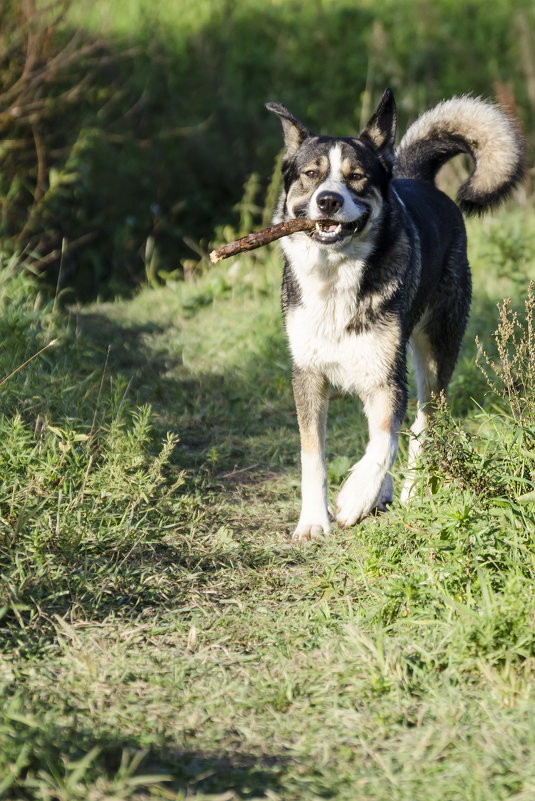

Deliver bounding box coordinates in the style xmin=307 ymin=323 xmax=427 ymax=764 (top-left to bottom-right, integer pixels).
xmin=335 ymin=465 xmax=383 ymax=528
xmin=335 ymin=491 xmax=369 ymax=528
xmin=292 ymin=500 xmax=331 ymax=542
xmin=292 ymin=523 xmax=330 ymax=542
xmin=292 ymin=518 xmax=331 ymax=542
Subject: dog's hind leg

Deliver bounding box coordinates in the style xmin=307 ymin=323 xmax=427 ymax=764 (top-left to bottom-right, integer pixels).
xmin=401 ymin=290 xmax=469 ymax=503
xmin=400 ymin=327 xmax=439 ymax=504
xmin=292 ymin=366 xmax=331 ymax=541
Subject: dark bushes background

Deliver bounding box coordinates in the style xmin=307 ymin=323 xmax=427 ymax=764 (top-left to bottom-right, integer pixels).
xmin=1 ymin=0 xmax=533 ymax=298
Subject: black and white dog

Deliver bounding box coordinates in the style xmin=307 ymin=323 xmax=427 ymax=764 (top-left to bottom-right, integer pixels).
xmin=266 ymin=89 xmax=524 ymax=540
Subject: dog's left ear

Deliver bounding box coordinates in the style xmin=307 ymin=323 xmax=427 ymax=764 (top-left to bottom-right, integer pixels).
xmin=266 ymin=102 xmax=310 ymax=158
xmin=360 ymin=88 xmax=397 ymax=171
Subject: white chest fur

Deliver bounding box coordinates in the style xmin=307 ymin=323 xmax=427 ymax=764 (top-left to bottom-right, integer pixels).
xmin=285 ymin=277 xmax=399 ymax=398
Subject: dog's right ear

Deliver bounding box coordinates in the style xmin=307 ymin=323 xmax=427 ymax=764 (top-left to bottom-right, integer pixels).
xmin=266 ymin=102 xmax=310 ymax=158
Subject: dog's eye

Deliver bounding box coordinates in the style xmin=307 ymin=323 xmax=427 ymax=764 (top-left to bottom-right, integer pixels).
xmin=303 ymin=169 xmax=319 ymax=179
xmin=348 ymin=172 xmax=364 ymax=181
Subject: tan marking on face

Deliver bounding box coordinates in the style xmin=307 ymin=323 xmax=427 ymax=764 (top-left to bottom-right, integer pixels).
xmin=341 ymin=156 xmax=367 ymax=186
xmin=286 ymin=154 xmax=329 ymax=217
xmin=302 ymin=155 xmax=329 ymax=177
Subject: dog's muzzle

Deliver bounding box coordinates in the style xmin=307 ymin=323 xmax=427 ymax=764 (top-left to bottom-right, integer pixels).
xmin=311 ymin=207 xmax=370 ymax=245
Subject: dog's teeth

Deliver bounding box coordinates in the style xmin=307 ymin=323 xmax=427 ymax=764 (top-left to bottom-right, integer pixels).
xmin=315 ymin=222 xmax=342 ymax=234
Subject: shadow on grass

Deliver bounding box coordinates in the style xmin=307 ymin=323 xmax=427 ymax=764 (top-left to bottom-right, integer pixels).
xmin=9 ymin=710 xmax=302 ymax=799
xmin=73 ymin=307 xmax=301 ymax=473
xmin=0 ymin=302 xmax=315 ymax=655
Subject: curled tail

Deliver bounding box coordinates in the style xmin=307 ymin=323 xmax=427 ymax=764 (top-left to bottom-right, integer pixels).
xmin=393 ymin=96 xmax=525 ymax=215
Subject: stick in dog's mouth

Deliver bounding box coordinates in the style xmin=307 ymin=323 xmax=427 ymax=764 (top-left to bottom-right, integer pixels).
xmin=209 ymin=212 xmax=369 ymax=264
xmin=210 ymin=218 xmax=318 ymax=263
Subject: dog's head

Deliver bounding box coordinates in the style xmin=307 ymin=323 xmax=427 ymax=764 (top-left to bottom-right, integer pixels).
xmin=266 ymin=89 xmax=396 ymax=248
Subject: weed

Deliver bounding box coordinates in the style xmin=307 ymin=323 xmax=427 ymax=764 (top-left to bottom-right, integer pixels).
xmin=476 ymin=281 xmax=535 ymax=425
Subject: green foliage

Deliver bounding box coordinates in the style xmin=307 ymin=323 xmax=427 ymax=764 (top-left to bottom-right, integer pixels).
xmin=1 ymin=0 xmax=534 ymax=296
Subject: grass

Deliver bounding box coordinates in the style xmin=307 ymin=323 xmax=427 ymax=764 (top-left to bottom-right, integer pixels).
xmin=2 ymin=204 xmax=535 ymax=799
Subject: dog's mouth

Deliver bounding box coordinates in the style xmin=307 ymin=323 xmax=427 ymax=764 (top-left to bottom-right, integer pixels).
xmin=310 ymin=212 xmax=370 ymax=244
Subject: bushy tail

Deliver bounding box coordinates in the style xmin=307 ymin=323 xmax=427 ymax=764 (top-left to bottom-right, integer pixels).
xmin=393 ymin=96 xmax=525 ymax=215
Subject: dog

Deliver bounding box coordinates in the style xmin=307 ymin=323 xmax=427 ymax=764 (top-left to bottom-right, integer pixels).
xmin=266 ymin=88 xmax=525 ymax=541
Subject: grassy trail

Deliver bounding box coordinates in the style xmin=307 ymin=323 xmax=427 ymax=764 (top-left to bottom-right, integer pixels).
xmin=2 ymin=210 xmax=535 ymax=799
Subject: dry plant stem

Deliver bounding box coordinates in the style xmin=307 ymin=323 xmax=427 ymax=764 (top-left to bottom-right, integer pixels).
xmin=209 ymin=218 xmax=319 ymax=263
xmin=475 ymin=281 xmax=535 ymax=425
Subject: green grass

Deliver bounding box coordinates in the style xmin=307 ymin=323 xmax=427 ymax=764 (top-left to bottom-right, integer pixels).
xmin=2 ymin=206 xmax=535 ymax=799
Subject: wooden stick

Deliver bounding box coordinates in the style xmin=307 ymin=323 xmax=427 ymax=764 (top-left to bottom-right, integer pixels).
xmin=209 ymin=218 xmax=318 ymax=264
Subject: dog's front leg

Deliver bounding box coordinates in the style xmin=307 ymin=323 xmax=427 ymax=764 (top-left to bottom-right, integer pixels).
xmin=335 ymin=386 xmax=404 ymax=528
xmin=292 ymin=366 xmax=331 ymax=541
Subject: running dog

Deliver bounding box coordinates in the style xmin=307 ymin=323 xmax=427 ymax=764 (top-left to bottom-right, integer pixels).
xmin=266 ymin=88 xmax=524 ymax=540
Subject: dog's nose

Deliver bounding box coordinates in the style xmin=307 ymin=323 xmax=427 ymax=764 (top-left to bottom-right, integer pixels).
xmin=316 ymin=191 xmax=344 ymax=216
